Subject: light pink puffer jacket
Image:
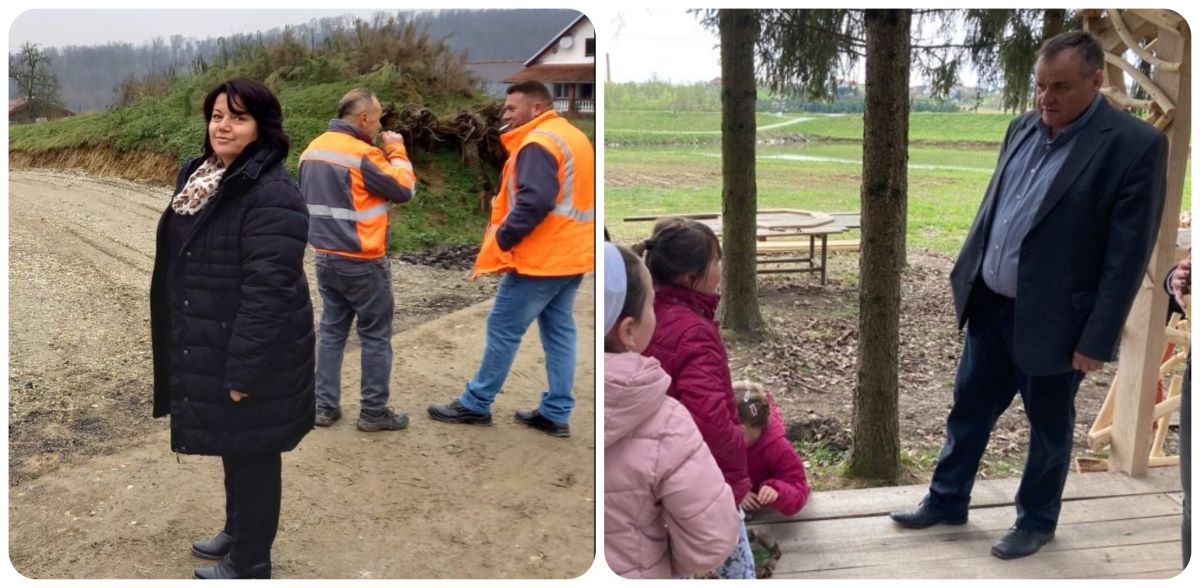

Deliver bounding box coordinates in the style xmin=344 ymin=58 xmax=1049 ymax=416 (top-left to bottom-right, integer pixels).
xmin=605 ymin=352 xmax=739 ymax=579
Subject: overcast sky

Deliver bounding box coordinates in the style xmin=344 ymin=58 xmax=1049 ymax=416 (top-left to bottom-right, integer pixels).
xmin=605 ymin=8 xmax=719 ymax=84
xmin=606 ymin=8 xmax=984 ymax=87
xmin=7 ymin=9 xmax=404 ymax=53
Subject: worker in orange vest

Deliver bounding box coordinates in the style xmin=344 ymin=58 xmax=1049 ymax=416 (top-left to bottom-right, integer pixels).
xmin=299 ymin=88 xmax=416 ymax=433
xmin=428 ymin=81 xmax=594 ymax=438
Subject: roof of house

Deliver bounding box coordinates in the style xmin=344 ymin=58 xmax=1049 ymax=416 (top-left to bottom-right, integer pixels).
xmin=465 ymin=60 xmax=526 ymax=82
xmin=9 ymin=97 xmax=76 ymax=116
xmin=524 ymin=13 xmax=588 ymax=67
xmin=505 ymin=63 xmax=595 ymax=84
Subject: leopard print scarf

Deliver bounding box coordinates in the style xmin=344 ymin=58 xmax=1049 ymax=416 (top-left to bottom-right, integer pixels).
xmin=171 ymin=156 xmax=227 ymax=215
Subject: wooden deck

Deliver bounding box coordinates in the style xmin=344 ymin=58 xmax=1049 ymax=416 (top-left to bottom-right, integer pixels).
xmin=747 ymin=467 xmax=1185 ymax=579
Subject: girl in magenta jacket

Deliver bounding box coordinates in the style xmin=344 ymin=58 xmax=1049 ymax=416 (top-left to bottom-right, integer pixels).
xmin=635 ymin=217 xmax=757 ymax=579
xmin=603 ymin=242 xmax=739 ymax=579
xmin=735 ymin=381 xmax=812 ymax=517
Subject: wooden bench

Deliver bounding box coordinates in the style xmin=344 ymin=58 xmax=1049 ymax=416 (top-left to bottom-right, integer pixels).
xmin=754 ymin=226 xmax=847 ymax=284
xmin=622 ymin=210 xmax=859 ymax=285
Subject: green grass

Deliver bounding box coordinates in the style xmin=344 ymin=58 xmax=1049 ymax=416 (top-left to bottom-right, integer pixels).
xmin=604 ymin=110 xmax=1016 ymax=146
xmin=9 ymin=75 xmax=514 ymax=253
xmin=386 ymin=149 xmax=492 ymax=252
xmin=606 ymin=142 xmax=1192 ymax=255
xmin=782 ymin=112 xmax=1013 ymax=144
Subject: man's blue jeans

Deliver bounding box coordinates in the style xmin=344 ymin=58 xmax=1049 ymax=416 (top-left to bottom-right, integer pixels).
xmin=314 ymin=253 xmax=394 ymax=415
xmin=458 ymin=272 xmax=583 ymax=424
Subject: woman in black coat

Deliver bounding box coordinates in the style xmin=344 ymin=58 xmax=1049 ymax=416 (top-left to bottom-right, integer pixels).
xmin=149 ymin=78 xmax=315 ymax=580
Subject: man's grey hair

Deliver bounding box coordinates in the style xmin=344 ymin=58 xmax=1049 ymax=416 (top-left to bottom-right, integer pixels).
xmin=1038 ymin=31 xmax=1105 ymax=76
xmin=337 ymin=88 xmax=377 ymax=119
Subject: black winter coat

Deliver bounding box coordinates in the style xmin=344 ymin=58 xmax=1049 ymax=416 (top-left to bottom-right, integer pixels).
xmin=150 ymin=141 xmax=315 ymax=455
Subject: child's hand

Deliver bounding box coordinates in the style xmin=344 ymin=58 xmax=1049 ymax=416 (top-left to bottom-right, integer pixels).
xmin=757 ymin=485 xmax=779 ymax=505
xmin=740 ymin=492 xmax=761 ymax=511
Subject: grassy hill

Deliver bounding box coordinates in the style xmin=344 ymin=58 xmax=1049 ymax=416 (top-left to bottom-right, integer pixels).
xmin=9 ymin=16 xmax=530 ymax=252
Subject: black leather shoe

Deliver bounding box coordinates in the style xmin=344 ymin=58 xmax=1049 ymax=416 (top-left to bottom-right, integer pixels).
xmin=427 ymin=400 xmax=492 ymax=425
xmin=991 ymin=526 xmax=1054 ymax=559
xmin=514 ymin=409 xmax=570 ymax=438
xmin=889 ymin=501 xmax=968 ymax=529
xmin=194 ymin=557 xmax=271 ymax=579
xmin=190 ymin=531 xmax=234 ymax=560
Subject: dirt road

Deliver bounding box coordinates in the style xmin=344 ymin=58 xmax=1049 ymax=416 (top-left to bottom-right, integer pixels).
xmin=7 ymin=169 xmax=595 ymax=578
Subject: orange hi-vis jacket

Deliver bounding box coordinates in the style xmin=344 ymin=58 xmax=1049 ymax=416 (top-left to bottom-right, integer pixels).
xmin=472 ymin=110 xmax=595 ymax=279
xmin=299 ymin=120 xmax=416 ymax=260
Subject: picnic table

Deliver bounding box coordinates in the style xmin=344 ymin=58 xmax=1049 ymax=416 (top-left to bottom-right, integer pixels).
xmin=623 ymin=209 xmax=859 ymax=285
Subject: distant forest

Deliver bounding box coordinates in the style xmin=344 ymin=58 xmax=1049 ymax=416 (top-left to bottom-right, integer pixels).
xmin=9 ymin=9 xmax=578 ymax=112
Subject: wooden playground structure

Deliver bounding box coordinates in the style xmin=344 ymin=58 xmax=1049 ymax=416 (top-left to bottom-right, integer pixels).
xmin=1079 ymin=9 xmax=1191 ymax=477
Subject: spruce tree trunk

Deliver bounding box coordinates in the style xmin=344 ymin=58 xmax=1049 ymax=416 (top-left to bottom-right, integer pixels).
xmin=718 ymin=9 xmax=765 ymax=335
xmin=1042 ymin=9 xmax=1066 ymax=41
xmin=847 ymin=9 xmax=910 ymax=480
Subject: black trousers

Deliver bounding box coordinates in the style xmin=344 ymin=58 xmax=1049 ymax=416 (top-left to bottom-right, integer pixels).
xmin=221 ymin=452 xmax=282 ymax=567
xmin=926 ymin=286 xmax=1085 ymax=532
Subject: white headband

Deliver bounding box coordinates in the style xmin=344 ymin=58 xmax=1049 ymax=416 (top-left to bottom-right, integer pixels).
xmin=603 ymin=242 xmax=628 ymax=334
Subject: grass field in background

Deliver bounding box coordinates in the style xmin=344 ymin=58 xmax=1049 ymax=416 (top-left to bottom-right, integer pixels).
xmin=606 ymin=141 xmax=1192 ymax=255
xmin=605 ymin=110 xmax=1016 ymax=146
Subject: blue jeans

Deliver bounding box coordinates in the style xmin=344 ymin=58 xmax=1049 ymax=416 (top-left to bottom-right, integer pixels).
xmin=926 ymin=286 xmax=1085 ymax=532
xmin=458 ymin=273 xmax=582 ymax=424
xmin=314 ymin=253 xmax=394 ymax=415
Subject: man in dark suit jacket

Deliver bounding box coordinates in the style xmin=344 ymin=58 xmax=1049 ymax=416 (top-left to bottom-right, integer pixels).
xmin=890 ymin=31 xmax=1168 ymax=560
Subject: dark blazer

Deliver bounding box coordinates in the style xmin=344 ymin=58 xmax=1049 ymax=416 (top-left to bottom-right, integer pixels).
xmin=150 ymin=141 xmax=316 ymax=455
xmin=950 ymin=98 xmax=1168 ymax=376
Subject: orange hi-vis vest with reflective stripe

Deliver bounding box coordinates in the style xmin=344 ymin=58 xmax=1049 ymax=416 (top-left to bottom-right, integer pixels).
xmin=299 ymin=123 xmax=416 ymax=261
xmin=472 ymin=110 xmax=595 ymax=279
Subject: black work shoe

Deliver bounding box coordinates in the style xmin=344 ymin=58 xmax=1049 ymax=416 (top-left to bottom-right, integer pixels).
xmin=194 ymin=557 xmax=271 ymax=579
xmin=427 ymin=400 xmax=492 ymax=425
xmin=991 ymin=526 xmax=1054 ymax=559
xmin=190 ymin=531 xmax=233 ymax=560
xmin=356 ymin=407 xmax=410 ymax=432
xmin=514 ymin=409 xmax=570 ymax=438
xmin=889 ymin=501 xmax=968 ymax=529
xmin=315 ymin=406 xmax=342 ymax=427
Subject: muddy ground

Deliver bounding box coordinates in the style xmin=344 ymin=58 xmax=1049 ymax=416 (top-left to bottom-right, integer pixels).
xmin=7 ymin=169 xmax=595 ymax=578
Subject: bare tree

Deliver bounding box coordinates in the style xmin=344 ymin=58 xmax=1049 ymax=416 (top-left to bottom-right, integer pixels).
xmin=9 ymin=42 xmax=62 ymax=121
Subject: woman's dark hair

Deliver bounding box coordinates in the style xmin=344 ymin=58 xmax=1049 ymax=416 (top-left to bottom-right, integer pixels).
xmin=631 ymin=217 xmax=721 ymax=288
xmin=604 ymin=245 xmax=650 ymax=351
xmin=202 ymin=78 xmax=290 ymax=158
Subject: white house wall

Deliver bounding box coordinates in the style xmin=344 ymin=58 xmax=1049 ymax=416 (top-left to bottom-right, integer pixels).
xmin=535 ymin=19 xmax=595 ymax=66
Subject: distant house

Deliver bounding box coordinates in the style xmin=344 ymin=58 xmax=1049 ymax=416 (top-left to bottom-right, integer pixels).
xmin=466 ymin=60 xmax=527 ymax=99
xmin=504 ymin=14 xmax=595 ymax=118
xmin=9 ymin=98 xmax=76 ymax=124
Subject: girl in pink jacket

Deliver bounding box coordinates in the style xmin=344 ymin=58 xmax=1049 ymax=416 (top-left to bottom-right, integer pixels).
xmin=636 ymin=218 xmax=757 ymax=579
xmin=735 ymin=381 xmax=812 ymax=517
xmin=603 ymin=242 xmax=739 ymax=579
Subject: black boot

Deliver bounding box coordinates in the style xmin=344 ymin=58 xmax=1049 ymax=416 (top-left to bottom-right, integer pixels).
xmin=190 ymin=531 xmax=234 ymax=560
xmin=514 ymin=409 xmax=570 ymax=438
xmin=194 ymin=557 xmax=271 ymax=579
